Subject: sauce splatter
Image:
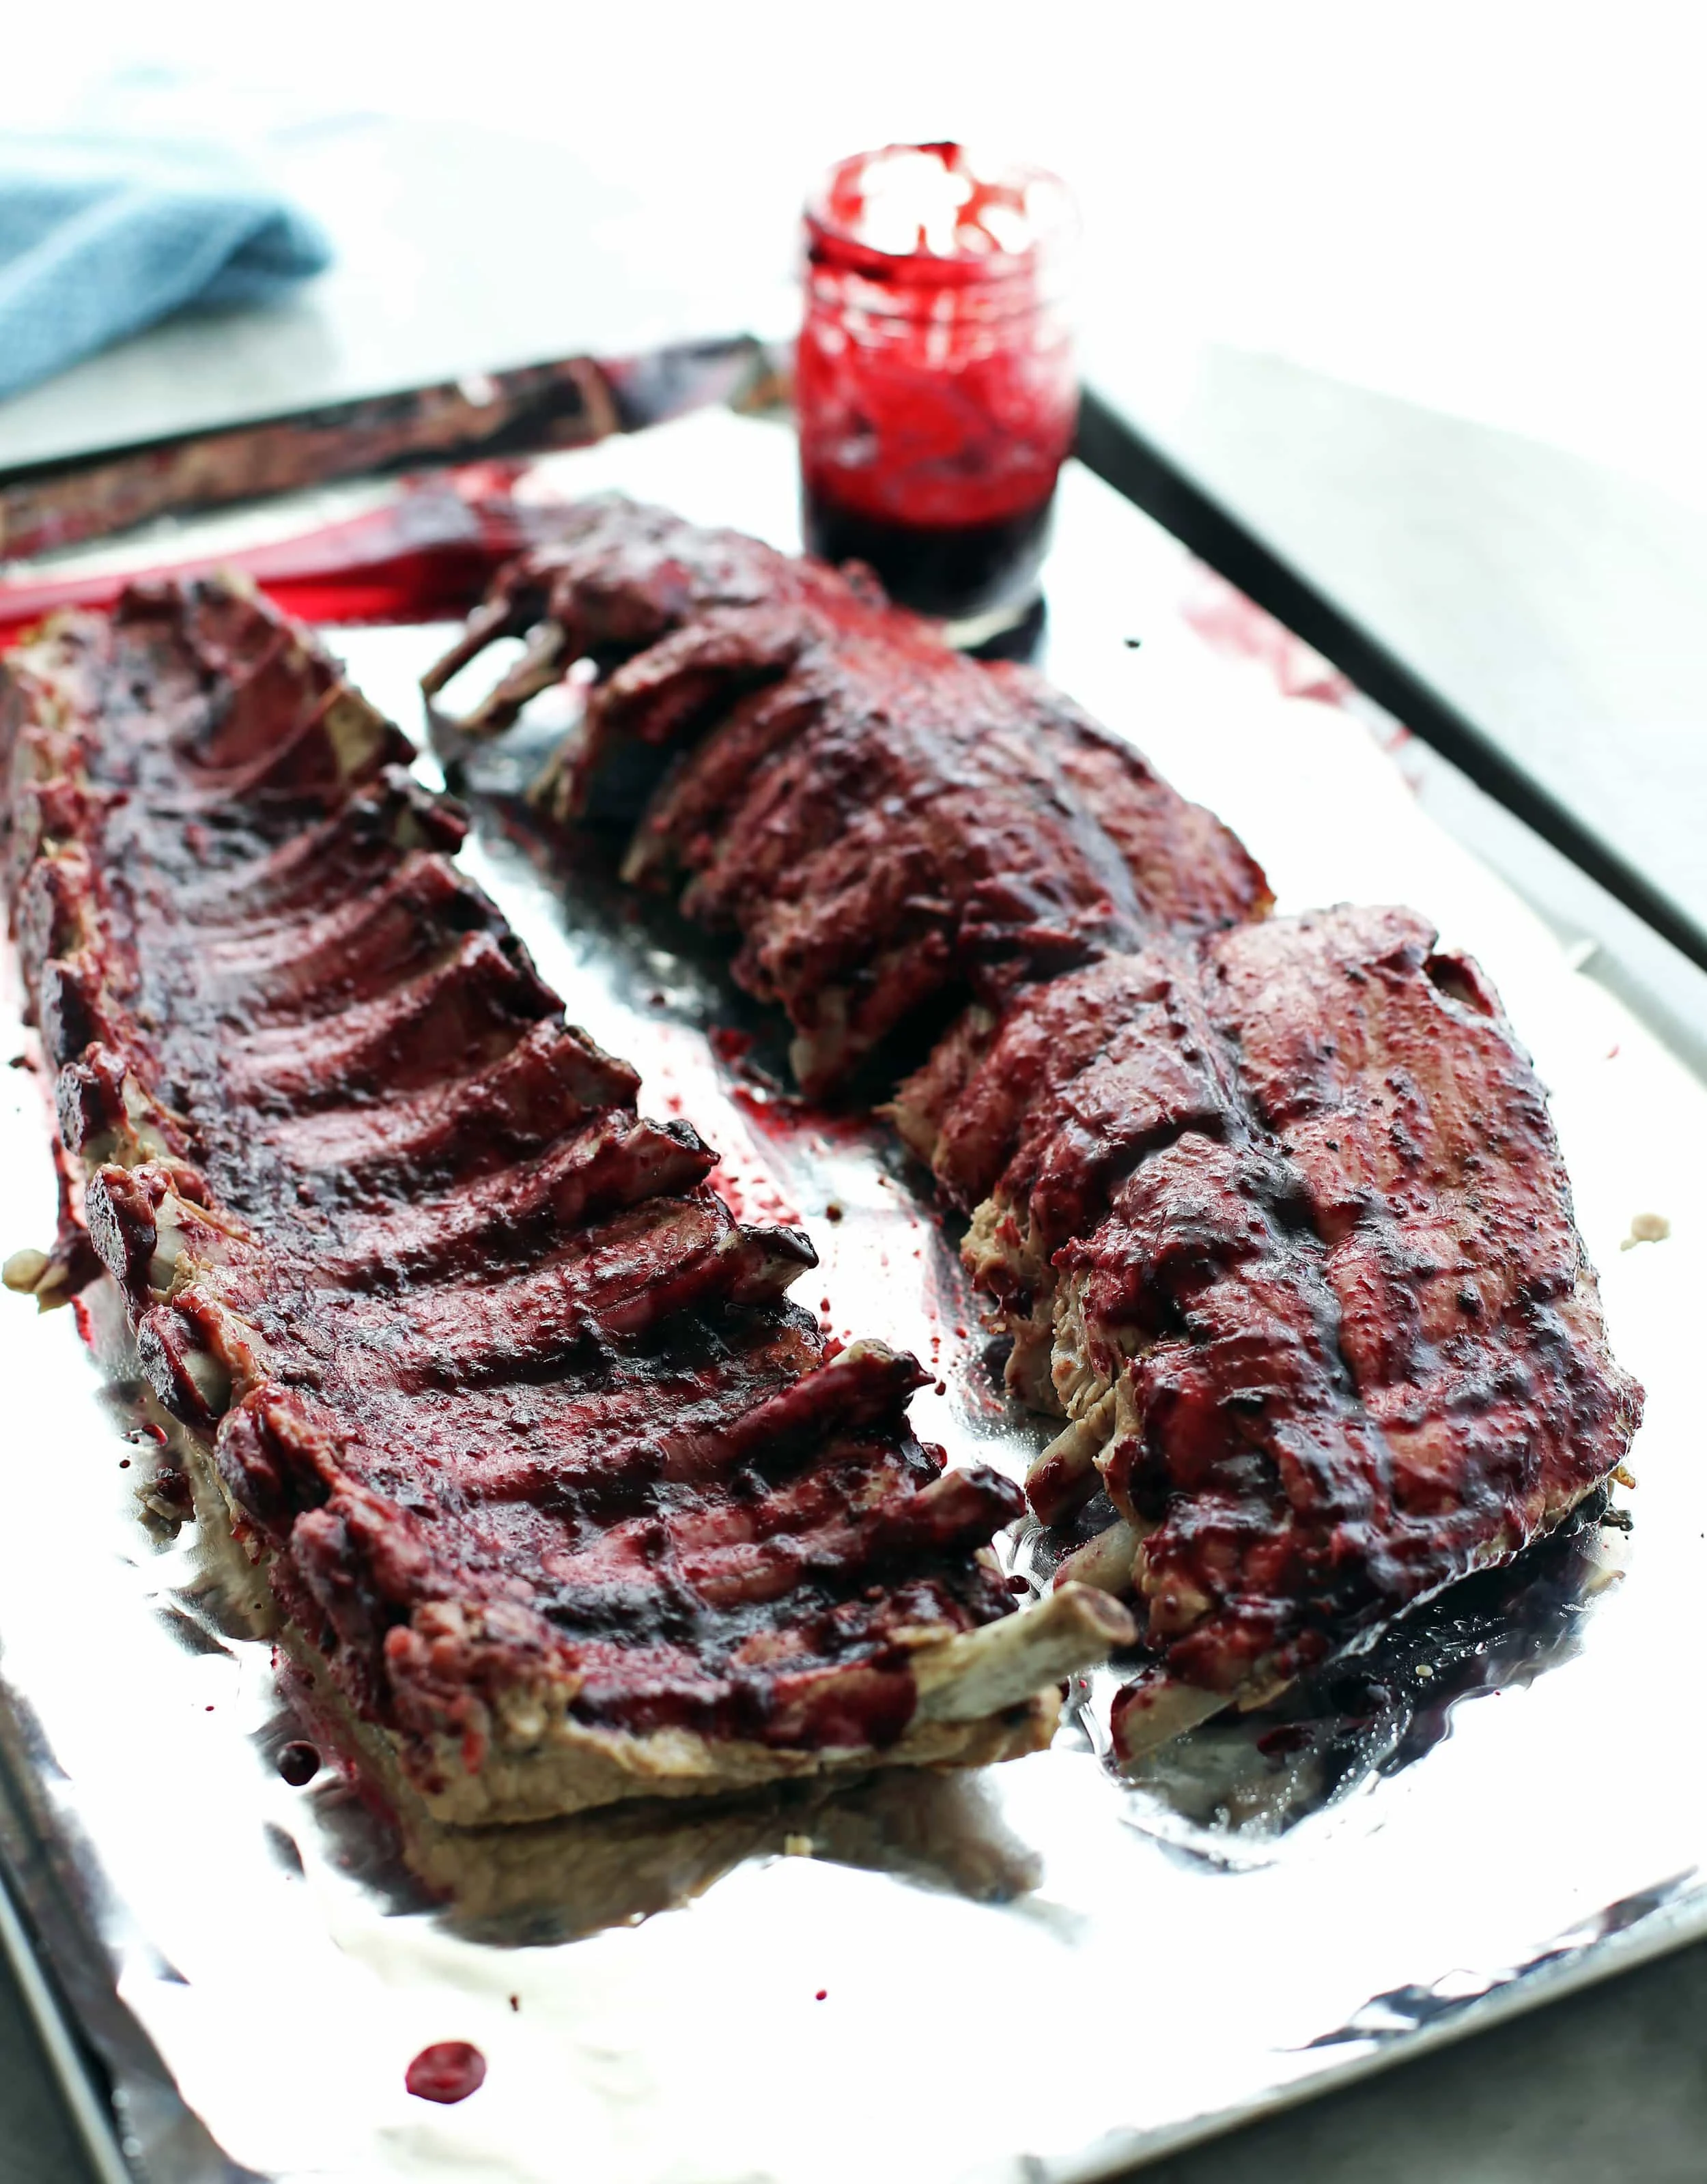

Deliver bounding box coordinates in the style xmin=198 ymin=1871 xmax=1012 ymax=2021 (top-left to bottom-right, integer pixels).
xmin=708 ymin=1025 xmax=754 ymax=1065
xmin=277 ymin=1742 xmax=320 ymax=1787
xmin=406 ymin=2042 xmax=488 ymax=2105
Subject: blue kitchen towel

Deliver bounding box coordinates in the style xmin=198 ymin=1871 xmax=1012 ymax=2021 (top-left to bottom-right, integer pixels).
xmin=0 ymin=141 xmax=333 ymax=403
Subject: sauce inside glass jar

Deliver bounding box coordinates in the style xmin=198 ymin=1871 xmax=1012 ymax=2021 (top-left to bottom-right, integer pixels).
xmin=796 ymin=143 xmax=1077 ymax=640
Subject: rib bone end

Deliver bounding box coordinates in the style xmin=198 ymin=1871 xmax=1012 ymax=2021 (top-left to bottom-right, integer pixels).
xmin=913 ymin=1583 xmax=1137 ymax=1725
xmin=1109 ymin=1677 xmax=1230 ymax=1764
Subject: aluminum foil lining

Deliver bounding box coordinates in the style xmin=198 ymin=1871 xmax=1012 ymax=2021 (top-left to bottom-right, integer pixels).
xmin=0 ymin=410 xmax=1701 ymax=2184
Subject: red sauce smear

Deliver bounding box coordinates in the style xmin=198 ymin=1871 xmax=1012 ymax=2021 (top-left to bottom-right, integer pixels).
xmin=0 ymin=466 xmax=546 ymax=647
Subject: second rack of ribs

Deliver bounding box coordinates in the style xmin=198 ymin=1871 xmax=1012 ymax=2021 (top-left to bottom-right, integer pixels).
xmin=427 ymin=496 xmax=1643 ymax=1757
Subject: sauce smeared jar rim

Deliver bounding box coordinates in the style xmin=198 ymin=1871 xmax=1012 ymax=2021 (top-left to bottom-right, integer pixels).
xmin=805 ymin=142 xmax=1076 ymax=298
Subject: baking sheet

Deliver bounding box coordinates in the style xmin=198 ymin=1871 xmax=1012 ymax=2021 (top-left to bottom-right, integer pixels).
xmin=1 ymin=408 xmax=1702 ymax=2184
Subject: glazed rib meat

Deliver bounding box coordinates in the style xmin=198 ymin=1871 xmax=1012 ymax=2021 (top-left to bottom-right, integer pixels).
xmin=1 ymin=577 xmax=1133 ymax=1827
xmin=426 ymin=497 xmax=1640 ymax=1761
xmin=423 ymin=497 xmax=1269 ymax=1093
xmin=901 ymin=907 xmax=1642 ymax=1754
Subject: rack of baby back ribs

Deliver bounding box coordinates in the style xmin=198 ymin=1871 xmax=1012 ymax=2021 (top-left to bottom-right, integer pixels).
xmin=426 ymin=496 xmax=1643 ymax=1759
xmin=0 ymin=575 xmax=1135 ymax=1830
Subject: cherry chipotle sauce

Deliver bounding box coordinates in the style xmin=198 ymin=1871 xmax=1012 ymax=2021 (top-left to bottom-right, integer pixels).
xmin=796 ymin=143 xmax=1077 ymax=636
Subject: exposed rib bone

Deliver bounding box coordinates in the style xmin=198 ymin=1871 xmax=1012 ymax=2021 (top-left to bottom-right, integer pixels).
xmin=454 ymin=619 xmax=568 ymax=737
xmin=1026 ymin=1390 xmax=1118 ymax=1527
xmin=419 ymin=587 xmax=534 ymax=699
xmin=913 ymin=1583 xmax=1135 ymax=1722
xmin=2 ymin=1247 xmax=51 ymax=1295
xmin=1108 ymin=1677 xmax=1231 ymax=1761
xmin=1052 ymin=1517 xmax=1146 ymax=1596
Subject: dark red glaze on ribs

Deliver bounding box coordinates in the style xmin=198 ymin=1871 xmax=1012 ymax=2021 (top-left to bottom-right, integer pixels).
xmin=2 ymin=579 xmax=1032 ymax=1811
xmin=925 ymin=907 xmax=1643 ymax=1715
xmin=423 ymin=497 xmax=1269 ymax=1094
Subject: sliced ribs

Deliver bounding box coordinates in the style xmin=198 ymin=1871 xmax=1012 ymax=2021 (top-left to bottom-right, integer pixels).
xmin=2 ymin=578 xmax=1132 ymax=1827
xmin=424 ymin=496 xmax=1269 ymax=1094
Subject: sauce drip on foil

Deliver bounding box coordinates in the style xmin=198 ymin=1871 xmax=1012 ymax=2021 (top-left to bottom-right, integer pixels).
xmin=406 ymin=2042 xmax=488 ymax=2105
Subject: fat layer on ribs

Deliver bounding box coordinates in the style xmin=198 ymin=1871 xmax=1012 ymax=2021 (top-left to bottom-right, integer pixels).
xmin=1 ymin=577 xmax=1133 ymax=1827
xmin=423 ymin=496 xmax=1271 ymax=1094
xmin=896 ymin=906 xmax=1643 ymax=1755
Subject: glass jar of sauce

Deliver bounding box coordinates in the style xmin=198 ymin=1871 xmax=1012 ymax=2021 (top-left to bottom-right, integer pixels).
xmin=795 ymin=143 xmax=1077 ymax=642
